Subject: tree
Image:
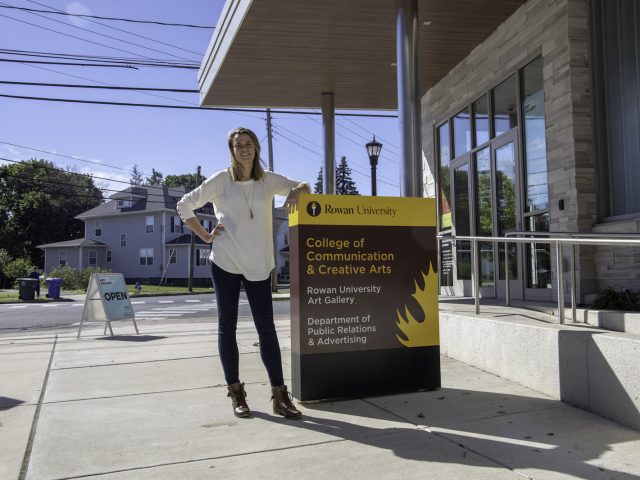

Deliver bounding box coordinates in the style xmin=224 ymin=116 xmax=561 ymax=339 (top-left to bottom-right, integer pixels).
xmin=145 ymin=168 xmax=164 ymax=185
xmin=165 ymin=173 xmax=198 ymax=192
xmin=335 ymin=156 xmax=359 ymax=195
xmin=314 ymin=167 xmax=323 ymax=194
xmin=3 ymin=258 xmax=32 ymax=285
xmin=0 ymin=159 xmax=103 ymax=266
xmin=0 ymin=248 xmax=12 ymax=288
xmin=313 ymin=158 xmax=360 ymax=195
xmin=130 ymin=164 xmax=144 ymax=186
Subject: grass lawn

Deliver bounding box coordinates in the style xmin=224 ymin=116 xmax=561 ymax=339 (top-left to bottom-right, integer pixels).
xmin=128 ymin=285 xmax=213 ymax=297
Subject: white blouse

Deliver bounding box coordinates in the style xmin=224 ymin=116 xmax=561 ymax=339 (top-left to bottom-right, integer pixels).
xmin=177 ymin=169 xmax=305 ymax=281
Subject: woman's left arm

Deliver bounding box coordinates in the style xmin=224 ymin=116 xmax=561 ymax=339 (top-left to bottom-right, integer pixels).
xmin=284 ymin=183 xmax=311 ymax=213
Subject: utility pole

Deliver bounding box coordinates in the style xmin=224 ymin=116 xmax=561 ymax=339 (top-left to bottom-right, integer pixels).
xmin=266 ymin=108 xmax=278 ymax=293
xmin=188 ymin=165 xmax=201 ymax=292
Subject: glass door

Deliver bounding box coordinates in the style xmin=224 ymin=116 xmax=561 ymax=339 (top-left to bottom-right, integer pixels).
xmin=474 ymin=146 xmax=497 ymax=297
xmin=452 ymin=156 xmax=472 ymax=295
xmin=493 ymin=132 xmax=523 ymax=299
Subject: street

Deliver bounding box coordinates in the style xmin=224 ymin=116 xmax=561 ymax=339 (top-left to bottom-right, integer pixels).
xmin=0 ymin=293 xmax=292 ymax=332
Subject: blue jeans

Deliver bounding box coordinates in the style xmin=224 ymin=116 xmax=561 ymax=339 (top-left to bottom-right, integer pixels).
xmin=211 ymin=262 xmax=284 ymax=387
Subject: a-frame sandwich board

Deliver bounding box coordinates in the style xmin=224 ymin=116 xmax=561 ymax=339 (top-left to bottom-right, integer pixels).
xmin=78 ymin=273 xmax=139 ymax=338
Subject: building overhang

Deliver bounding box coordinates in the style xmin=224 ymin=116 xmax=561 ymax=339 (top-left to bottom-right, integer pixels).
xmin=199 ymin=0 xmax=526 ymax=109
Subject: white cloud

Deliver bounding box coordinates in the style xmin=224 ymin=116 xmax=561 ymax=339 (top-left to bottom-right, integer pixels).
xmin=77 ymin=166 xmax=129 ymax=198
xmin=66 ymin=2 xmax=91 ymax=27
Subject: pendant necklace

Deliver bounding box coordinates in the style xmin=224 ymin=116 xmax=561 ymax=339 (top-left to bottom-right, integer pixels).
xmin=240 ymin=181 xmax=255 ymax=219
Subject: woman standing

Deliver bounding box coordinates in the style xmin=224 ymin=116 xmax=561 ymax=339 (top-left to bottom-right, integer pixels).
xmin=177 ymin=127 xmax=309 ymax=419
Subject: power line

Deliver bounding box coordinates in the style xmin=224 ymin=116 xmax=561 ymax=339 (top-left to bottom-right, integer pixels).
xmin=24 ymin=0 xmax=205 ymax=58
xmin=0 ymin=140 xmax=131 ymax=173
xmin=342 ymin=116 xmax=400 ymax=151
xmin=0 ymin=57 xmax=198 ymax=70
xmin=0 ymin=48 xmax=199 ymax=66
xmin=272 ymin=121 xmax=400 ymax=185
xmin=0 ymin=80 xmax=198 ymax=93
xmin=2 ymin=2 xmax=198 ymax=63
xmin=0 ymin=12 xmax=180 ymax=62
xmin=0 ymin=156 xmax=131 ymax=189
xmin=9 ymin=58 xmax=200 ymax=106
xmin=271 ymin=129 xmax=399 ymax=188
xmin=0 ymin=157 xmax=190 ymax=204
xmin=0 ymin=58 xmax=139 ymax=69
xmin=294 ymin=108 xmax=401 ymax=164
xmin=0 ymin=93 xmax=397 ymax=117
xmin=0 ymin=4 xmax=214 ymax=28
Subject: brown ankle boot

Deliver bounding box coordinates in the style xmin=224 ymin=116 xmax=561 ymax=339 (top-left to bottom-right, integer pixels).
xmin=227 ymin=382 xmax=251 ymax=418
xmin=271 ymin=385 xmax=302 ymax=419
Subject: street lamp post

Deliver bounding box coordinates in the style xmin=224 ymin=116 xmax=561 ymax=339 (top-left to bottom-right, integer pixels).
xmin=366 ymin=136 xmax=383 ymax=196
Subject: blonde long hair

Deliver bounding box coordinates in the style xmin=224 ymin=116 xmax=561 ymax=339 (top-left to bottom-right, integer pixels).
xmin=227 ymin=127 xmax=265 ymax=181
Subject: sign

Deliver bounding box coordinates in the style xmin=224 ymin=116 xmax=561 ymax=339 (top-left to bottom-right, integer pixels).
xmin=440 ymin=239 xmax=454 ymax=287
xmin=289 ymin=194 xmax=440 ymax=401
xmin=77 ymin=273 xmax=139 ymax=338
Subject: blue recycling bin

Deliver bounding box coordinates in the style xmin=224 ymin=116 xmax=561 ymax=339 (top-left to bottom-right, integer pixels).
xmin=46 ymin=277 xmax=62 ymax=299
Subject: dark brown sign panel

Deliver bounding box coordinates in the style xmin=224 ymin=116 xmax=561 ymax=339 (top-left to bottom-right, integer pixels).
xmin=290 ymin=195 xmax=440 ymax=401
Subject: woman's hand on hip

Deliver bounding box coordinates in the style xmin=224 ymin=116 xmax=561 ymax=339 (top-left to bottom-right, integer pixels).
xmin=206 ymin=223 xmax=225 ymax=243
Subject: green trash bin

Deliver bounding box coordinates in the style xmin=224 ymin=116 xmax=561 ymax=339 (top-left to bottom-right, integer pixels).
xmin=18 ymin=278 xmax=39 ymax=301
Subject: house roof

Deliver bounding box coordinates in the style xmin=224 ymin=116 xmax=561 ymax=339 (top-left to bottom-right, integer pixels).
xmin=37 ymin=238 xmax=108 ymax=249
xmin=76 ymin=184 xmax=215 ymax=219
xmin=165 ymin=234 xmax=211 ymax=246
xmin=199 ymin=0 xmax=526 ymax=109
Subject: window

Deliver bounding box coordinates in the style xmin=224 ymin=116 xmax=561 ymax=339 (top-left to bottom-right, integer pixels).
xmin=88 ymin=250 xmax=97 ymax=266
xmin=473 ymin=95 xmax=490 ymax=146
xmin=591 ymin=0 xmax=640 ymax=217
xmin=146 ymin=215 xmax=154 ymax=233
xmin=169 ymin=248 xmax=177 ymax=264
xmin=522 ymin=57 xmax=549 ymax=212
xmin=120 ymin=234 xmax=127 ymax=247
xmin=59 ymin=251 xmax=67 ymax=266
xmin=196 ymin=247 xmax=209 ymax=266
xmin=139 ymin=248 xmax=154 ymax=266
xmin=492 ymin=74 xmax=518 ymax=136
xmin=106 ymin=250 xmax=112 ymax=263
xmin=434 ymin=56 xmax=550 ymax=292
xmin=95 ymin=220 xmax=102 ymax=237
xmin=117 ymin=199 xmax=132 ymax=208
xmin=170 ymin=216 xmax=182 ymax=233
xmin=437 ymin=122 xmax=452 ymax=230
xmin=453 ymin=108 xmax=471 ymax=157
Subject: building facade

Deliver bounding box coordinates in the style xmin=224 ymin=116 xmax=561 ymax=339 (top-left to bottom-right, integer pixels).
xmin=423 ymin=0 xmax=640 ymax=303
xmin=39 ymin=185 xmax=217 ymax=285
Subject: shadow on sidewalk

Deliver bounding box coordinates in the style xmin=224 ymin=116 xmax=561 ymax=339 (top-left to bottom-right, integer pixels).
xmin=94 ymin=335 xmax=167 ymax=342
xmin=251 ymin=388 xmax=640 ymax=480
xmin=0 ymin=396 xmax=25 ymax=410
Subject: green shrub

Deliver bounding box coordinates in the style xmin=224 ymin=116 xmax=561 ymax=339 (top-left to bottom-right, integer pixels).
xmin=49 ymin=265 xmax=80 ymax=289
xmin=4 ymin=258 xmax=33 ymax=285
xmin=78 ymin=266 xmax=112 ymax=290
xmin=590 ymin=287 xmax=640 ymax=311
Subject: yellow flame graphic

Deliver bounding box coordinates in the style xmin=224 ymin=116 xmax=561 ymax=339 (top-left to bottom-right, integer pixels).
xmin=395 ymin=263 xmax=439 ymax=347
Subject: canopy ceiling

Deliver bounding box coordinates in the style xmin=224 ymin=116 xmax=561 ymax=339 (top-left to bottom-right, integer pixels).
xmin=199 ymin=0 xmax=527 ymax=110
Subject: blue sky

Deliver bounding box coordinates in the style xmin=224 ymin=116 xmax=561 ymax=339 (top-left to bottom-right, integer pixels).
xmin=0 ymin=0 xmax=403 ymax=202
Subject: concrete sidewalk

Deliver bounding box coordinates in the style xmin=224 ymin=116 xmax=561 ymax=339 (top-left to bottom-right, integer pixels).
xmin=2 ymin=318 xmax=640 ymax=480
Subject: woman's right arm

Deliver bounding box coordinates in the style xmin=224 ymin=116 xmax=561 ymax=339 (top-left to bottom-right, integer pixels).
xmin=176 ymin=173 xmax=223 ymax=244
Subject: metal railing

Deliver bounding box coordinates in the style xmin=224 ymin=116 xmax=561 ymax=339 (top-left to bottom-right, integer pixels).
xmin=437 ymin=232 xmax=640 ymax=324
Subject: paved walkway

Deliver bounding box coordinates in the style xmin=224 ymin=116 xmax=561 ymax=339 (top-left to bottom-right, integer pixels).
xmin=2 ymin=314 xmax=640 ymax=479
